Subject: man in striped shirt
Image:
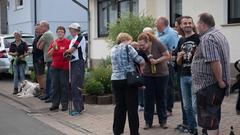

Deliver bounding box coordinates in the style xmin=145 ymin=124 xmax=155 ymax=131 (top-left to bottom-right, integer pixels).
xmin=191 ymin=13 xmax=230 ymax=135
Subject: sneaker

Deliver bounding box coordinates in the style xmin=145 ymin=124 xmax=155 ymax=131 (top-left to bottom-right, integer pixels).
xmin=143 ymin=123 xmax=152 ymax=130
xmin=160 ymin=123 xmax=168 ymax=129
xmin=138 ymin=106 xmax=144 ymax=111
xmin=69 ymin=111 xmax=80 ymax=116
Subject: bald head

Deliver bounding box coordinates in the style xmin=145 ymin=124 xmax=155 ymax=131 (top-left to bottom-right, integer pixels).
xmin=40 ymin=20 xmax=50 ymax=33
xmin=156 ymin=17 xmax=169 ymax=32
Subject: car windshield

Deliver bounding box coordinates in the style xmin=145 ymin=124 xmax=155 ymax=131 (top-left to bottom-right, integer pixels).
xmin=3 ymin=36 xmax=34 ymax=48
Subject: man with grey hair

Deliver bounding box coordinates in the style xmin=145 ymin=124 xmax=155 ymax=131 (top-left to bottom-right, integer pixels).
xmin=192 ymin=13 xmax=230 ymax=135
xmin=156 ymin=17 xmax=179 ymax=116
xmin=37 ymin=20 xmax=54 ymax=102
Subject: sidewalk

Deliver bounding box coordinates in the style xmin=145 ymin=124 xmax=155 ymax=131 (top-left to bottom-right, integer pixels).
xmin=0 ymin=79 xmax=239 ymax=135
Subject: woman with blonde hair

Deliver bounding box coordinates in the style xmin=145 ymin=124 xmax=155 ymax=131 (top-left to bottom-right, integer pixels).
xmin=138 ymin=32 xmax=170 ymax=129
xmin=111 ymin=33 xmax=145 ymax=135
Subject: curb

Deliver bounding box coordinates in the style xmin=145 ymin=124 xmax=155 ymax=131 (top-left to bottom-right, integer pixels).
xmin=0 ymin=92 xmax=33 ymax=113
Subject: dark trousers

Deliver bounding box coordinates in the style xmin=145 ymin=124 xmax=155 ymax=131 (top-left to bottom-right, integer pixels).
xmin=138 ymin=87 xmax=144 ymax=107
xmin=237 ymin=89 xmax=240 ymax=111
xmin=51 ymin=68 xmax=68 ymax=108
xmin=144 ymin=75 xmax=169 ymax=126
xmin=71 ymin=60 xmax=85 ymax=112
xmin=112 ymin=80 xmax=139 ymax=135
xmin=167 ymin=65 xmax=174 ymax=112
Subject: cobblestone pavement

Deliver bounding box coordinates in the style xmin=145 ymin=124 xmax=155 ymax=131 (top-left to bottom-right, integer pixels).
xmin=0 ymin=79 xmax=239 ymax=135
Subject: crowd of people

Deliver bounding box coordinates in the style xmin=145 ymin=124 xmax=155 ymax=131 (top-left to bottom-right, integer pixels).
xmin=111 ymin=13 xmax=231 ymax=135
xmin=9 ymin=21 xmax=86 ymax=115
xmin=8 ymin=12 xmax=237 ymax=135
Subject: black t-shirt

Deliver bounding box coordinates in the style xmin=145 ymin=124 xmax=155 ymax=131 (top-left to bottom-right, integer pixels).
xmin=32 ymin=35 xmax=44 ymax=63
xmin=9 ymin=40 xmax=28 ymax=56
xmin=175 ymin=34 xmax=200 ymax=76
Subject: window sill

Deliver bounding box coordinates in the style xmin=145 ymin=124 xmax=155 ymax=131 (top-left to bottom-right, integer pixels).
xmin=221 ymin=23 xmax=240 ymax=27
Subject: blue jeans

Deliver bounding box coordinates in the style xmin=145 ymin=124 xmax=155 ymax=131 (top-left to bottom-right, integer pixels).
xmin=144 ymin=75 xmax=169 ymax=126
xmin=13 ymin=64 xmax=25 ymax=89
xmin=71 ymin=60 xmax=85 ymax=112
xmin=51 ymin=68 xmax=68 ymax=108
xmin=180 ymin=76 xmax=197 ymax=130
xmin=46 ymin=62 xmax=52 ymax=98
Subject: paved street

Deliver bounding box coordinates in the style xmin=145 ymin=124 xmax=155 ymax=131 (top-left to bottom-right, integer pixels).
xmin=0 ymin=96 xmax=66 ymax=135
xmin=0 ymin=76 xmax=239 ymax=135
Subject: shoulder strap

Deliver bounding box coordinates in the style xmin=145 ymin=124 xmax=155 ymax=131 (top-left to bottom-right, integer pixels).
xmin=125 ymin=45 xmax=130 ymax=63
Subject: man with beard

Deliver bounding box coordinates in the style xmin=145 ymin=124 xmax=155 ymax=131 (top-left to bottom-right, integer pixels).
xmin=176 ymin=16 xmax=199 ymax=135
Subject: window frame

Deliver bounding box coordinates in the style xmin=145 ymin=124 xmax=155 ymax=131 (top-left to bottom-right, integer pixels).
xmin=15 ymin=0 xmax=23 ymax=10
xmin=97 ymin=0 xmax=137 ymax=37
xmin=228 ymin=0 xmax=240 ymax=24
xmin=169 ymin=0 xmax=182 ymax=27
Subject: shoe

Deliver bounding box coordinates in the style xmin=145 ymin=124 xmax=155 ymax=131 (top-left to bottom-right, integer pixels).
xmin=69 ymin=111 xmax=80 ymax=116
xmin=12 ymin=88 xmax=18 ymax=95
xmin=40 ymin=96 xmax=49 ymax=100
xmin=202 ymin=128 xmax=208 ymax=135
xmin=138 ymin=106 xmax=144 ymax=112
xmin=45 ymin=98 xmax=51 ymax=103
xmin=143 ymin=123 xmax=152 ymax=130
xmin=49 ymin=106 xmax=59 ymax=111
xmin=237 ymin=110 xmax=240 ymax=115
xmin=61 ymin=107 xmax=68 ymax=111
xmin=160 ymin=123 xmax=168 ymax=129
xmin=175 ymin=124 xmax=188 ymax=133
xmin=189 ymin=128 xmax=198 ymax=135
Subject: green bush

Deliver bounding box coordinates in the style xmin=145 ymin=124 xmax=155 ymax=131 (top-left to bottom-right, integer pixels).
xmin=107 ymin=13 xmax=155 ymax=43
xmin=93 ymin=66 xmax=112 ymax=94
xmin=84 ymin=79 xmax=104 ymax=95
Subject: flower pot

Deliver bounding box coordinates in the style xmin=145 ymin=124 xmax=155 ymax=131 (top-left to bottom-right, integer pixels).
xmin=97 ymin=94 xmax=113 ymax=105
xmin=85 ymin=94 xmax=97 ymax=104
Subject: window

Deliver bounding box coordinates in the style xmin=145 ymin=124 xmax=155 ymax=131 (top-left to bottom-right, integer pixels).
xmin=170 ymin=0 xmax=182 ymax=27
xmin=15 ymin=0 xmax=23 ymax=10
xmin=97 ymin=0 xmax=139 ymax=37
xmin=228 ymin=0 xmax=240 ymax=23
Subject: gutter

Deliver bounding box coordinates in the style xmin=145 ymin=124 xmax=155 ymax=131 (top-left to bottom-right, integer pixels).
xmin=34 ymin=0 xmax=37 ymax=26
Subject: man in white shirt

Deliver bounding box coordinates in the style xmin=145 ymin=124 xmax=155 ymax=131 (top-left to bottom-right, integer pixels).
xmin=65 ymin=23 xmax=86 ymax=115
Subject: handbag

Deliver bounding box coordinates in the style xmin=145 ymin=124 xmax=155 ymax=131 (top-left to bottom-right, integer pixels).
xmin=125 ymin=45 xmax=144 ymax=87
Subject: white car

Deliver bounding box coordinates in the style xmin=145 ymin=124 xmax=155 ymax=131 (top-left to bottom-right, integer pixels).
xmin=0 ymin=34 xmax=34 ymax=73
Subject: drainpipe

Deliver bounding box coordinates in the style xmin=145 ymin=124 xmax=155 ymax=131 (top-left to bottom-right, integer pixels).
xmin=34 ymin=0 xmax=37 ymax=26
xmin=72 ymin=0 xmax=91 ymax=68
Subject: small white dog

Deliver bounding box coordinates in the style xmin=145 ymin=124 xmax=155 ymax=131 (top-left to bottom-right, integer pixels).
xmin=17 ymin=80 xmax=40 ymax=98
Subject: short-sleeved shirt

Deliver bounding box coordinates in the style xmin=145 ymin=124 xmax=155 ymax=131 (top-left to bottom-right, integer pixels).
xmin=48 ymin=38 xmax=71 ymax=71
xmin=142 ymin=39 xmax=169 ymax=77
xmin=38 ymin=30 xmax=54 ymax=62
xmin=175 ymin=34 xmax=200 ymax=76
xmin=32 ymin=35 xmax=44 ymax=63
xmin=69 ymin=34 xmax=86 ymax=62
xmin=156 ymin=26 xmax=179 ymax=51
xmin=191 ymin=27 xmax=230 ymax=94
xmin=111 ymin=43 xmax=144 ymax=80
xmin=9 ymin=40 xmax=28 ymax=57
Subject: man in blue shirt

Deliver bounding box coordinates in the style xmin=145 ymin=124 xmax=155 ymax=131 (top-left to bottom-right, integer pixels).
xmin=156 ymin=17 xmax=179 ymax=116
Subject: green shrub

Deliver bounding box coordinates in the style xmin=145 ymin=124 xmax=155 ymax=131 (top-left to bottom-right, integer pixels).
xmin=107 ymin=13 xmax=155 ymax=43
xmin=98 ymin=56 xmax=112 ymax=68
xmin=93 ymin=66 xmax=112 ymax=94
xmin=84 ymin=79 xmax=104 ymax=95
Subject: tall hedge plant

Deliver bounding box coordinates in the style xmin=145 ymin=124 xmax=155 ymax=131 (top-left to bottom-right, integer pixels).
xmin=107 ymin=13 xmax=155 ymax=43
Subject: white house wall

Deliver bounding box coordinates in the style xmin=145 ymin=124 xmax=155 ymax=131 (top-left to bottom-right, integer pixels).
xmin=7 ymin=0 xmax=88 ymax=35
xmin=182 ymin=0 xmax=240 ymax=63
xmin=8 ymin=0 xmax=34 ymax=34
